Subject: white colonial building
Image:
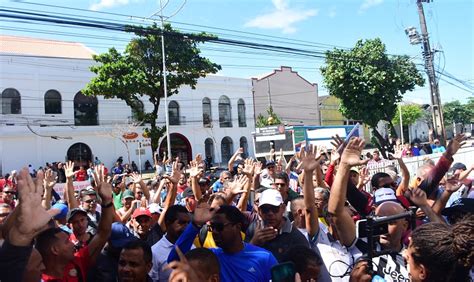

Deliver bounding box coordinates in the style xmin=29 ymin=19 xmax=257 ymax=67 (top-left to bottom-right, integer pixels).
xmin=0 ymin=35 xmax=255 ymax=174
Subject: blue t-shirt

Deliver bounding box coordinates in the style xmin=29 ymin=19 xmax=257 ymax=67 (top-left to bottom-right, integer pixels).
xmin=211 ymin=180 xmax=225 ymax=193
xmin=431 ymin=144 xmax=446 ymax=153
xmin=168 ymin=224 xmax=277 ymax=282
xmin=213 ymin=243 xmax=277 ymax=282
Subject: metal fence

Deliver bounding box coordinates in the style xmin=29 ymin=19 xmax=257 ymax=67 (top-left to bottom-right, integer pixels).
xmin=363 ymin=146 xmax=474 ymax=191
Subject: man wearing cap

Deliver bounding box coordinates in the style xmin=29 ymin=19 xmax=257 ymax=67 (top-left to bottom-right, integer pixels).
xmin=68 ymin=207 xmax=95 ymax=248
xmin=112 ymin=175 xmax=126 ymax=209
xmin=442 ymin=198 xmax=474 ymax=224
xmin=51 ymin=202 xmax=72 ymax=234
xmin=246 ymin=189 xmax=308 ymax=262
xmin=446 ymin=162 xmax=474 ymax=207
xmin=181 ymin=187 xmax=197 ymax=213
xmin=79 ymin=186 xmax=101 ymax=235
xmin=88 ymin=222 xmax=137 ymax=281
xmin=37 ymin=165 xmax=116 ymax=281
xmin=131 ymin=207 xmax=162 ymax=247
xmin=117 ymin=189 xmax=141 ymax=224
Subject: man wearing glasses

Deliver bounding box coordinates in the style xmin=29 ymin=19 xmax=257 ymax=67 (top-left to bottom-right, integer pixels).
xmin=168 ymin=204 xmax=277 ymax=281
xmin=80 ymin=186 xmax=101 ymax=235
xmin=247 ymin=189 xmax=308 ymax=262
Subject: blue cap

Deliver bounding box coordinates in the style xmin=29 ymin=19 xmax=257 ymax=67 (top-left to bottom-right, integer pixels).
xmin=109 ymin=222 xmax=137 ymax=248
xmin=52 ymin=203 xmax=69 ymax=220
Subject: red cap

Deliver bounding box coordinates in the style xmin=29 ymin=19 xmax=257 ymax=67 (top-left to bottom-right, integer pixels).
xmin=132 ymin=207 xmax=152 ymax=219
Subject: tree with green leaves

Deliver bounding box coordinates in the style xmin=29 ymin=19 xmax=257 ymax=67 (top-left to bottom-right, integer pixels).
xmin=443 ymin=100 xmax=474 ymax=132
xmin=256 ymin=106 xmax=282 ymax=128
xmin=392 ymin=104 xmax=423 ymax=126
xmin=320 ymin=38 xmax=424 ymax=156
xmin=82 ymin=24 xmax=221 ymax=153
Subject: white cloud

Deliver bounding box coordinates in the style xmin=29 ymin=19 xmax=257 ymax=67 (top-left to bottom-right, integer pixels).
xmin=359 ymin=0 xmax=383 ymax=12
xmin=90 ymin=0 xmax=130 ymax=11
xmin=245 ymin=0 xmax=318 ymax=34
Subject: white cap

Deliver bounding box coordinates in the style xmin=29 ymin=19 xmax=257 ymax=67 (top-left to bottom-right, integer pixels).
xmin=260 ymin=178 xmax=274 ymax=189
xmin=259 ymin=189 xmax=283 ymax=207
xmin=148 ymin=203 xmax=164 ymax=214
xmin=374 ymin=187 xmax=397 ymax=205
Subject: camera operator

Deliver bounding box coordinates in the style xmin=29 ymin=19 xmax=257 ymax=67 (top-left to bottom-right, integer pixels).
xmin=328 ymin=137 xmax=410 ymax=281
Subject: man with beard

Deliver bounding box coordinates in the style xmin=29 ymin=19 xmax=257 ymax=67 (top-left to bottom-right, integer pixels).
xmin=150 ymin=205 xmax=191 ymax=281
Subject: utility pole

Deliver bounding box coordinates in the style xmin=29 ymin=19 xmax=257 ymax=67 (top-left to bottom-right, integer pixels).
xmin=266 ymin=78 xmax=272 ymax=108
xmin=416 ymin=0 xmax=446 ymax=144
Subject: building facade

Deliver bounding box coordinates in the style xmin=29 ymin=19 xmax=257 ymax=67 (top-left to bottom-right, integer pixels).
xmin=252 ymin=66 xmax=320 ymax=126
xmin=0 ymin=35 xmax=254 ymax=174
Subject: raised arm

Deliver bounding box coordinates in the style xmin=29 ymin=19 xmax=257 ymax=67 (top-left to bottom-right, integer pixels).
xmin=188 ymin=159 xmax=204 ymax=201
xmin=130 ymin=172 xmax=149 ymax=201
xmin=299 ymin=145 xmax=320 ymax=238
xmin=87 ymin=165 xmax=115 ymax=262
xmin=41 ymin=169 xmax=56 ymax=209
xmin=228 ymin=148 xmax=243 ymax=172
xmin=391 ymin=151 xmax=410 ymax=196
xmin=409 ymin=188 xmax=444 ymax=224
xmin=432 ymin=177 xmax=462 ymax=216
xmin=327 ymin=138 xmax=368 ymax=247
xmin=237 ymin=159 xmax=255 ymax=212
xmin=64 ymin=161 xmax=78 ymax=209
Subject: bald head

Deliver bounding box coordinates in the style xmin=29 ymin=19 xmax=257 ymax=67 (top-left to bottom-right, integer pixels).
xmin=375 ymin=201 xmax=405 ymax=217
xmin=290 ymin=197 xmax=305 ymax=215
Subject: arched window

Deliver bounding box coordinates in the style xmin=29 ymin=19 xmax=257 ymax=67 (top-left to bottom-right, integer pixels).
xmin=74 ymin=92 xmax=98 ymax=126
xmin=240 ymin=136 xmax=248 ymax=158
xmin=44 ymin=90 xmax=62 ymax=114
xmin=221 ymin=136 xmax=233 ymax=164
xmin=237 ymin=99 xmax=247 ymax=127
xmin=202 ymin=97 xmax=212 ymax=127
xmin=168 ymin=101 xmax=180 ymax=126
xmin=205 ymin=138 xmax=214 ymax=164
xmin=1 ymin=88 xmax=21 ymax=114
xmin=131 ymin=100 xmax=144 ymax=122
xmin=218 ymin=96 xmax=232 ymax=128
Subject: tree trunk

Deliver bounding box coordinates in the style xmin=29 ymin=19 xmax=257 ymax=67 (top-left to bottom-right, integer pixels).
xmin=388 ymin=120 xmax=398 ymax=139
xmin=372 ymin=128 xmax=389 ymax=159
xmin=150 ymin=98 xmax=160 ymax=154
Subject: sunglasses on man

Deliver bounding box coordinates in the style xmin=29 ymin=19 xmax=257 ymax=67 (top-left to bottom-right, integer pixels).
xmin=209 ymin=222 xmax=233 ymax=232
xmin=260 ymin=205 xmax=280 ymax=214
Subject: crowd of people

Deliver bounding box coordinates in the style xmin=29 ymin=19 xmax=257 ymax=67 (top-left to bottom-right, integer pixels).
xmin=0 ymin=133 xmax=473 ymax=282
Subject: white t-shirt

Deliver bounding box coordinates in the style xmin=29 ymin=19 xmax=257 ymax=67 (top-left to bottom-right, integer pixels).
xmin=298 ymin=223 xmax=361 ymax=282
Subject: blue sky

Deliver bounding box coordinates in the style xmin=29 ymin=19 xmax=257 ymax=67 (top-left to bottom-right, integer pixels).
xmin=2 ymin=0 xmax=473 ymax=104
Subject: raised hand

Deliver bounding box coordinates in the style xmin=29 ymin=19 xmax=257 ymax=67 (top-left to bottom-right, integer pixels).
xmin=8 ymin=168 xmax=60 ymax=246
xmin=43 ymin=168 xmax=56 ymax=190
xmin=242 ymin=158 xmax=255 ymax=177
xmin=330 ymin=148 xmax=341 ymax=165
xmin=444 ymin=178 xmax=462 ymax=193
xmin=228 ymin=175 xmax=249 ymax=195
xmin=193 ymin=201 xmax=216 ymax=226
xmin=446 ymin=133 xmax=467 ymax=157
xmin=130 ymin=172 xmax=142 ymax=183
xmin=300 ymin=145 xmax=320 ymax=172
xmin=188 ymin=160 xmax=203 ymax=178
xmin=357 ymin=166 xmax=370 ymax=187
xmin=93 ymin=165 xmax=113 ymax=202
xmin=195 ymin=153 xmax=203 ymax=165
xmin=409 ymin=188 xmax=428 ymax=207
xmin=64 ymin=161 xmax=75 ymax=179
xmin=254 ymin=161 xmax=263 ymax=175
xmin=340 ymin=138 xmax=368 ymax=167
xmin=390 ymin=149 xmax=403 ymax=160
xmin=330 ymin=134 xmax=344 ymax=151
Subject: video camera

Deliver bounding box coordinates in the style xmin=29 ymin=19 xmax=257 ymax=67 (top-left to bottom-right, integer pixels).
xmin=356 ymin=207 xmax=417 ymax=278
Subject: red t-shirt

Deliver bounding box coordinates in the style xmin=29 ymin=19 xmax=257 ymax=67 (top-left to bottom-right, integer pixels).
xmin=42 ymin=246 xmax=91 ymax=282
xmin=75 ymin=170 xmax=87 ymax=181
